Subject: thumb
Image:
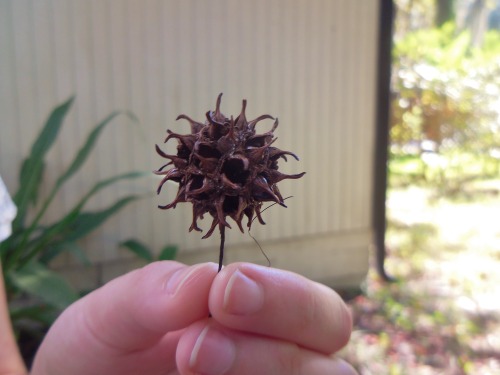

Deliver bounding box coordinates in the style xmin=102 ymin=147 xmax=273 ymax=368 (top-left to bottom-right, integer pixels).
xmin=32 ymin=261 xmax=218 ymax=374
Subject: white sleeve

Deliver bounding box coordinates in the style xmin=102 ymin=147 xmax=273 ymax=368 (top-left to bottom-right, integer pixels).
xmin=0 ymin=176 xmax=17 ymax=243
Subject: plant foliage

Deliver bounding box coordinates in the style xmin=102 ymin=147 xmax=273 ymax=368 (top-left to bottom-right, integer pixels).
xmin=392 ymin=23 xmax=500 ymax=146
xmin=0 ymin=97 xmax=144 ymax=328
xmin=390 ymin=22 xmax=500 ymax=188
xmin=120 ymin=239 xmax=178 ymax=263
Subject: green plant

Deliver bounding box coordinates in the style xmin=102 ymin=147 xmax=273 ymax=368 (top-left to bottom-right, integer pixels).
xmin=392 ymin=23 xmax=500 ymax=148
xmin=390 ymin=22 xmax=500 ymax=193
xmin=120 ymin=239 xmax=178 ymax=262
xmin=0 ymin=97 xmax=144 ymax=329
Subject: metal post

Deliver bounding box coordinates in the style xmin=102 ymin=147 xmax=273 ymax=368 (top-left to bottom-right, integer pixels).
xmin=373 ymin=0 xmax=395 ymax=282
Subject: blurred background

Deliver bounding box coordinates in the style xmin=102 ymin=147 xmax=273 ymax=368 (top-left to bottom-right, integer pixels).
xmin=0 ymin=0 xmax=499 ymax=373
xmin=344 ymin=0 xmax=500 ymax=374
xmin=0 ymin=0 xmax=377 ymax=289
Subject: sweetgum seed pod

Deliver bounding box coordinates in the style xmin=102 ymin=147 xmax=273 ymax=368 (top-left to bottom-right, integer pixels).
xmin=155 ymin=93 xmax=305 ymax=239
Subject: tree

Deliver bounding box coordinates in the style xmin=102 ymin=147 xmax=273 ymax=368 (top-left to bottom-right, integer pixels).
xmin=436 ymin=0 xmax=455 ymax=26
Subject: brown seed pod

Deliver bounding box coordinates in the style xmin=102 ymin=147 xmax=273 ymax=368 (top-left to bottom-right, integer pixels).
xmin=155 ymin=94 xmax=305 ymax=268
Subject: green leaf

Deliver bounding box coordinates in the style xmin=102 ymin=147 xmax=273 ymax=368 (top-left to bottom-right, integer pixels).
xmin=38 ymin=172 xmax=144 ymax=244
xmin=18 ymin=173 xmax=145 ymax=267
xmin=75 ymin=171 xmax=147 ymax=212
xmin=18 ymin=209 xmax=81 ymax=266
xmin=158 ymin=245 xmax=177 ymax=261
xmin=13 ymin=97 xmax=74 ymax=226
xmin=30 ymin=97 xmax=75 ymax=159
xmin=18 ymin=158 xmax=45 ymax=208
xmin=120 ymin=239 xmax=153 ymax=262
xmin=9 ymin=304 xmax=58 ymax=326
xmin=9 ymin=261 xmax=78 ymax=310
xmin=24 ymin=111 xmax=138 ymax=246
xmin=37 ymin=172 xmax=145 ymax=249
xmin=62 ymin=196 xmax=140 ymax=243
xmin=39 ymin=241 xmax=90 ymax=266
xmin=65 ymin=242 xmax=91 ymax=266
xmin=54 ymin=111 xmax=136 ymax=189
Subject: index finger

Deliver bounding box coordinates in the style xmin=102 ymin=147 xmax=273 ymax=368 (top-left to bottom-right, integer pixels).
xmin=208 ymin=263 xmax=352 ymax=354
xmin=32 ymin=261 xmax=218 ymax=375
xmin=84 ymin=261 xmax=219 ymax=350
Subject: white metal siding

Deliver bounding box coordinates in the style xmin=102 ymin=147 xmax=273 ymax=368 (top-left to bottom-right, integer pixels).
xmin=0 ymin=0 xmax=379 ymax=283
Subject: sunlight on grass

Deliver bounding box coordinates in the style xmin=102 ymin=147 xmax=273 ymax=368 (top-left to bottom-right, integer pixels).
xmin=342 ymin=177 xmax=500 ymax=374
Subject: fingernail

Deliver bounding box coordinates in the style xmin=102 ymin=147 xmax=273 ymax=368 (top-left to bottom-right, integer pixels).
xmin=223 ymin=269 xmax=264 ymax=315
xmin=165 ymin=263 xmax=217 ymax=295
xmin=189 ymin=326 xmax=235 ymax=375
xmin=335 ymin=359 xmax=359 ymax=375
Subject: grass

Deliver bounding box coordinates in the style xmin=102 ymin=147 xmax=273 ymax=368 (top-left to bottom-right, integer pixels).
xmin=341 ymin=155 xmax=500 ymax=374
xmin=388 ymin=152 xmax=500 ymax=194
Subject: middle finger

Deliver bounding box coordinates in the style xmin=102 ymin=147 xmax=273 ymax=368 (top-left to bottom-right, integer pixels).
xmin=208 ymin=263 xmax=352 ymax=354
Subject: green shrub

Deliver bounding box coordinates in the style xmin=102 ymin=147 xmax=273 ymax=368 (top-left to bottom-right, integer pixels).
xmin=0 ymin=97 xmax=145 ymax=329
xmin=120 ymin=239 xmax=178 ymax=262
xmin=391 ymin=23 xmax=500 ymax=153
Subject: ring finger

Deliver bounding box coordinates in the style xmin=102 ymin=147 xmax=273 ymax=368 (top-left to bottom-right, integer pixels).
xmin=176 ymin=320 xmax=357 ymax=375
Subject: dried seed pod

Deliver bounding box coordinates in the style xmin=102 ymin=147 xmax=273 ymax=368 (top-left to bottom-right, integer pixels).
xmin=155 ymin=94 xmax=305 ymax=268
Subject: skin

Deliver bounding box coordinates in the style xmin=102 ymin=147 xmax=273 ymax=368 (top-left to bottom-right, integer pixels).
xmin=25 ymin=261 xmax=357 ymax=375
xmin=0 ymin=264 xmax=28 ymax=375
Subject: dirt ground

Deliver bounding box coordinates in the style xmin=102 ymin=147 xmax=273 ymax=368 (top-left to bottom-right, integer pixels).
xmin=342 ymin=181 xmax=500 ymax=374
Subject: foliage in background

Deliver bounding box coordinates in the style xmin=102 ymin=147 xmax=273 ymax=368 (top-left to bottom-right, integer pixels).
xmin=391 ymin=22 xmax=500 ymax=149
xmin=343 ymin=2 xmax=500 ymax=373
xmin=344 ymin=179 xmax=500 ymax=374
xmin=390 ymin=20 xmax=500 ymax=193
xmin=0 ymin=97 xmax=144 ymax=332
xmin=120 ymin=239 xmax=178 ymax=263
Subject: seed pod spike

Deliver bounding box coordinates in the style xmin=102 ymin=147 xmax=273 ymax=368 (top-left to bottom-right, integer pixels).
xmin=235 ymin=219 xmax=245 ymax=233
xmin=155 ymin=145 xmax=188 ymax=169
xmin=202 ymin=218 xmax=219 ymax=239
xmin=205 ymin=111 xmax=224 ymax=127
xmin=189 ymin=206 xmax=203 ymax=232
xmin=158 ymin=186 xmax=186 ymax=209
xmin=244 ymin=206 xmax=256 ymax=229
xmin=156 ymin=169 xmax=182 ymax=194
xmin=252 ymin=176 xmax=282 ymax=205
xmin=165 ymin=131 xmax=196 ymax=150
xmin=272 ymin=185 xmax=286 ymax=207
xmin=227 ymin=115 xmax=235 ymax=139
xmin=214 ymin=93 xmax=224 ymax=120
xmin=269 ymin=148 xmax=300 ymax=161
xmin=248 ymin=114 xmax=274 ymax=130
xmin=186 ymin=177 xmax=214 ymax=196
xmin=217 ymin=116 xmax=236 ymax=154
xmin=271 ymin=118 xmax=279 ymax=132
xmin=155 ymin=144 xmax=170 ymax=159
xmin=176 ymin=114 xmax=204 ymax=134
xmin=229 ymin=196 xmax=247 ymax=233
xmin=155 ymin=162 xmax=173 ymax=173
xmin=255 ymin=205 xmax=266 ymax=225
xmin=215 ymin=196 xmax=231 ymax=229
xmin=266 ymin=170 xmax=306 ymax=184
xmin=235 ymin=99 xmax=247 ymax=130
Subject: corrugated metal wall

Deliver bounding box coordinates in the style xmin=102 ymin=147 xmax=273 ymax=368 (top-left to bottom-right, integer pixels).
xmin=0 ymin=0 xmax=379 ymax=286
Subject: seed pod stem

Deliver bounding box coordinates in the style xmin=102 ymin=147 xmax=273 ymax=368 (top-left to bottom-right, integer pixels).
xmin=218 ymin=225 xmax=225 ymax=272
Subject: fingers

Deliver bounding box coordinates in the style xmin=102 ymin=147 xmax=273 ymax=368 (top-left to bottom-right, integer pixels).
xmin=0 ymin=266 xmax=28 ymax=375
xmin=209 ymin=263 xmax=352 ymax=354
xmin=78 ymin=261 xmax=218 ymax=350
xmin=32 ymin=261 xmax=218 ymax=375
xmin=176 ymin=320 xmax=358 ymax=375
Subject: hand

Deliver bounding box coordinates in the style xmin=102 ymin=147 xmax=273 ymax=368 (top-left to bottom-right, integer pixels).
xmin=31 ymin=261 xmax=356 ymax=375
xmin=0 ymin=264 xmax=28 ymax=375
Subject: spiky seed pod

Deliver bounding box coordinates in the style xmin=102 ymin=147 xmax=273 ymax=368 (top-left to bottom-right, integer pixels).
xmin=155 ymin=93 xmax=305 ymax=243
